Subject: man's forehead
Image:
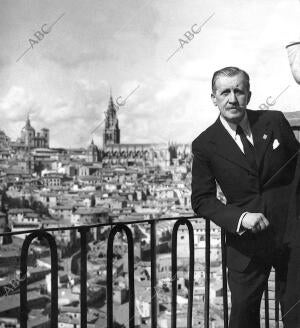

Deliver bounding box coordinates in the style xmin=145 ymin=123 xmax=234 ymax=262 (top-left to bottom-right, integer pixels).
xmin=215 ymin=73 xmax=248 ymax=90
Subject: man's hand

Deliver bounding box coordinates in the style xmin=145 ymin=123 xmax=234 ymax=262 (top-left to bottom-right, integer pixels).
xmin=241 ymin=213 xmax=270 ymax=233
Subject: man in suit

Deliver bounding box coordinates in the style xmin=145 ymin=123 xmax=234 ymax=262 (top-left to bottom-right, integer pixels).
xmin=191 ymin=66 xmax=299 ymax=328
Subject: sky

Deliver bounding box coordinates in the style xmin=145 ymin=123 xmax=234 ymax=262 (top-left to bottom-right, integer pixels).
xmin=0 ymin=0 xmax=300 ymax=148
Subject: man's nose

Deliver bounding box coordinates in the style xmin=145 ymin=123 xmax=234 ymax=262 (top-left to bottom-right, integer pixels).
xmin=228 ymin=91 xmax=238 ymax=103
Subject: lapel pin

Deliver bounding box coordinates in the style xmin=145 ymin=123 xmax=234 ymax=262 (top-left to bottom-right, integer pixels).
xmin=263 ymin=134 xmax=268 ymax=140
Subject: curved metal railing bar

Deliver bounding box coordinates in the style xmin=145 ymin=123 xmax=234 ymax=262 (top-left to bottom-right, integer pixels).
xmin=20 ymin=230 xmax=58 ymax=328
xmin=106 ymin=223 xmax=135 ymax=328
xmin=171 ymin=218 xmax=195 ymax=328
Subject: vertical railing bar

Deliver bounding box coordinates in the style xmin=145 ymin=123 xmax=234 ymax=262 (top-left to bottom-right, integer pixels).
xmin=79 ymin=227 xmax=88 ymax=328
xmin=264 ymin=283 xmax=269 ymax=328
xmin=221 ymin=228 xmax=228 ymax=328
xmin=150 ymin=220 xmax=157 ymax=328
xmin=204 ymin=219 xmax=210 ymax=328
xmin=20 ymin=238 xmax=29 ymax=328
xmin=275 ymin=272 xmax=279 ymax=328
xmin=107 ymin=227 xmax=114 ymax=328
xmin=171 ymin=221 xmax=178 ymax=328
xmin=127 ymin=225 xmax=135 ymax=328
xmin=187 ymin=221 xmax=194 ymax=328
xmin=50 ymin=234 xmax=58 ymax=328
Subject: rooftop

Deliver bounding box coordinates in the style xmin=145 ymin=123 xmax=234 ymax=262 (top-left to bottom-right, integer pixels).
xmin=0 ymin=291 xmax=49 ymax=313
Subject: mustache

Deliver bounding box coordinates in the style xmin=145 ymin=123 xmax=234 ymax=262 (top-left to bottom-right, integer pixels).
xmin=226 ymin=105 xmax=246 ymax=109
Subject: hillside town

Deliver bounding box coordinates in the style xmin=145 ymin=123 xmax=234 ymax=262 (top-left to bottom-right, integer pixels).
xmin=0 ymin=95 xmax=291 ymax=328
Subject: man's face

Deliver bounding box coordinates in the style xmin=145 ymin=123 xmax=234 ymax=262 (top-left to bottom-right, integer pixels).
xmin=211 ymin=73 xmax=251 ymax=124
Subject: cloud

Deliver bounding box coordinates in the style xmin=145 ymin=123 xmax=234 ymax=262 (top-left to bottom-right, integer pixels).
xmin=0 ymin=0 xmax=300 ymax=148
xmin=116 ymin=76 xmax=217 ymax=145
xmin=0 ymin=86 xmax=40 ymax=121
xmin=0 ymin=86 xmax=41 ymax=140
xmin=39 ymin=79 xmax=111 ymax=147
xmin=0 ymin=80 xmax=113 ymax=147
xmin=45 ymin=49 xmax=119 ymax=69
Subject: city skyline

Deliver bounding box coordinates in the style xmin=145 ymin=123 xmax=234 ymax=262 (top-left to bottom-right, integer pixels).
xmin=0 ymin=0 xmax=300 ymax=148
xmin=0 ymin=95 xmax=191 ymax=151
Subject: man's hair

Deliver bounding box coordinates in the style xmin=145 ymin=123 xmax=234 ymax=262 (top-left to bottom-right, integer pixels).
xmin=211 ymin=67 xmax=250 ymax=93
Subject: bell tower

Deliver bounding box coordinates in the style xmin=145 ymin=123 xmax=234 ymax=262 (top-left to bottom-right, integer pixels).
xmin=103 ymin=92 xmax=120 ymax=147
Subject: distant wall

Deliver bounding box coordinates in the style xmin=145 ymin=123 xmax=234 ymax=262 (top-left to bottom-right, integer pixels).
xmin=284 ymin=111 xmax=300 ymax=142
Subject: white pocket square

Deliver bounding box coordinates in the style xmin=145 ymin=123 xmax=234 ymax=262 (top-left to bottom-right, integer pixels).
xmin=272 ymin=139 xmax=280 ymax=150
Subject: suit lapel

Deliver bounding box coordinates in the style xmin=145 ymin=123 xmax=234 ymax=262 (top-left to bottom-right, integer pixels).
xmin=209 ymin=110 xmax=274 ymax=175
xmin=209 ymin=117 xmax=258 ymax=175
xmin=247 ymin=110 xmax=273 ymax=170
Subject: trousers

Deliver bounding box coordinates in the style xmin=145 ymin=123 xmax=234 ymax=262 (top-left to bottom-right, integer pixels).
xmin=228 ymin=245 xmax=299 ymax=328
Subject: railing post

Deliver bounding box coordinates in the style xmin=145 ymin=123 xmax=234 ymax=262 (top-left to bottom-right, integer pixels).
xmin=107 ymin=227 xmax=114 ymax=328
xmin=150 ymin=220 xmax=157 ymax=328
xmin=187 ymin=220 xmax=194 ymax=328
xmin=171 ymin=222 xmax=178 ymax=328
xmin=79 ymin=226 xmax=89 ymax=328
xmin=221 ymin=228 xmax=228 ymax=328
xmin=264 ymin=283 xmax=269 ymax=328
xmin=275 ymin=271 xmax=279 ymax=328
xmin=204 ymin=219 xmax=210 ymax=328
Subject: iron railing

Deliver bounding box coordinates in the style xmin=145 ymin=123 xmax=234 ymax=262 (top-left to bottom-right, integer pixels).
xmin=0 ymin=216 xmax=280 ymax=328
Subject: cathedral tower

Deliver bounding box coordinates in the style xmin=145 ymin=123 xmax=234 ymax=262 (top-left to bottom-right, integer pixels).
xmin=87 ymin=139 xmax=99 ymax=162
xmin=103 ymin=93 xmax=120 ymax=147
xmin=21 ymin=114 xmax=35 ymax=148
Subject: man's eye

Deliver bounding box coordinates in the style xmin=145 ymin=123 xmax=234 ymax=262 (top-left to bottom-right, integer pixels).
xmin=235 ymin=90 xmax=244 ymax=95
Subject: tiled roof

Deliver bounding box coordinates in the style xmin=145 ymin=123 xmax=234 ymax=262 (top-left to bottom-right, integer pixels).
xmin=0 ymin=291 xmax=48 ymax=313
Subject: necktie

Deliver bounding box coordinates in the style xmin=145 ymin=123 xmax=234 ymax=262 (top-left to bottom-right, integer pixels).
xmin=236 ymin=125 xmax=257 ymax=170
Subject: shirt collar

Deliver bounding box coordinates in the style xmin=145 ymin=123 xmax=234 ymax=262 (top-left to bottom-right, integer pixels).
xmin=219 ymin=111 xmax=251 ymax=139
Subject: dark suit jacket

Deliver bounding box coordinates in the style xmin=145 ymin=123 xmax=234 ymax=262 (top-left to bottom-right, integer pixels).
xmin=191 ymin=109 xmax=299 ymax=272
xmin=286 ymin=149 xmax=300 ymax=247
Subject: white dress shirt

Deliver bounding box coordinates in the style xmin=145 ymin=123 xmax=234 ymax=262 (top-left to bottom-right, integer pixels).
xmin=219 ymin=112 xmax=254 ymax=234
xmin=219 ymin=112 xmax=254 ymax=151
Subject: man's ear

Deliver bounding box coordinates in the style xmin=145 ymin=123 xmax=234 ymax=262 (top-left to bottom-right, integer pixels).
xmin=211 ymin=93 xmax=217 ymax=106
xmin=247 ymin=91 xmax=252 ymax=105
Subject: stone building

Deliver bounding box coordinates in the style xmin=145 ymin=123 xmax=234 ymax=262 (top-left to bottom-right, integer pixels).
xmin=17 ymin=116 xmax=49 ymax=149
xmin=0 ymin=130 xmax=10 ymax=149
xmin=98 ymin=93 xmax=191 ymax=167
xmin=284 ymin=111 xmax=300 ymax=141
xmin=87 ymin=139 xmax=99 ymax=162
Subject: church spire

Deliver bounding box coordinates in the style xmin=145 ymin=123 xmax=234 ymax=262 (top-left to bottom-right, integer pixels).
xmin=103 ymin=90 xmax=120 ymax=147
xmin=26 ymin=112 xmax=31 ymax=127
xmin=107 ymin=93 xmax=117 ymax=116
